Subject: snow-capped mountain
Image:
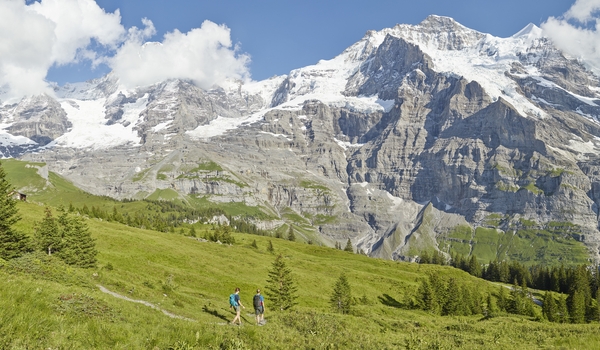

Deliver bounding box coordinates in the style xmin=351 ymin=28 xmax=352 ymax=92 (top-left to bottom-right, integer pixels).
xmin=4 ymin=16 xmax=600 ymax=260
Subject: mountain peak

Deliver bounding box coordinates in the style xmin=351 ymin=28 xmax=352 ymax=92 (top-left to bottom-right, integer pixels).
xmin=512 ymin=23 xmax=543 ymax=39
xmin=419 ymin=15 xmax=464 ymax=29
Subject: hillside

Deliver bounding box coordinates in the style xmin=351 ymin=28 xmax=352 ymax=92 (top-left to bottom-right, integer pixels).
xmin=1 ymin=198 xmax=600 ymax=348
xmin=3 ymin=157 xmax=590 ymax=267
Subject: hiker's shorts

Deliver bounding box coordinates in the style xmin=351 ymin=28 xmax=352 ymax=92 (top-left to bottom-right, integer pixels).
xmin=255 ymin=306 xmax=264 ymax=315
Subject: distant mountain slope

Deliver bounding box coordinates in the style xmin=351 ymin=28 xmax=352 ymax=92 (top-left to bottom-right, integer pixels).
xmin=2 ymin=15 xmax=600 ymax=262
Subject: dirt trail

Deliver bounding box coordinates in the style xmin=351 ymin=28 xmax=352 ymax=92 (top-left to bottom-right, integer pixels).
xmin=97 ymin=285 xmax=196 ymax=322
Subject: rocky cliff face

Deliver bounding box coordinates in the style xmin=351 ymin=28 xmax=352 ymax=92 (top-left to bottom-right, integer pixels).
xmin=6 ymin=16 xmax=600 ymax=261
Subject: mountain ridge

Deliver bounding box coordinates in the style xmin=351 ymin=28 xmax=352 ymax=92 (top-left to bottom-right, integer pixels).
xmin=3 ymin=15 xmax=600 ymax=262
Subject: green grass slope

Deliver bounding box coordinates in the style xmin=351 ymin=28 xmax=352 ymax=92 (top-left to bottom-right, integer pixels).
xmin=2 ymin=201 xmax=600 ymax=349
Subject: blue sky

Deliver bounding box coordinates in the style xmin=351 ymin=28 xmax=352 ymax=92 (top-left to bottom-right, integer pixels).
xmin=46 ymin=0 xmax=575 ymax=84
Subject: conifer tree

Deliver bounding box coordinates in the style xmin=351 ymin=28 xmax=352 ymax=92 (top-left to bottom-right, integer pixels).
xmin=569 ymin=289 xmax=586 ymax=323
xmin=251 ymin=239 xmax=258 ymax=249
xmin=419 ymin=250 xmax=431 ymax=264
xmin=112 ymin=206 xmax=124 ymax=223
xmin=485 ymin=293 xmax=497 ymax=316
xmin=542 ymin=291 xmax=557 ymax=322
xmin=0 ymin=162 xmax=29 ymax=260
xmin=267 ymin=240 xmax=274 ymax=253
xmin=431 ymin=250 xmax=445 ymax=265
xmin=597 ymin=288 xmax=600 ymax=322
xmin=330 ymin=273 xmax=353 ymax=314
xmin=417 ymin=278 xmax=438 ymax=313
xmin=459 ymin=285 xmax=472 ymax=316
xmin=443 ymin=278 xmax=461 ymax=316
xmin=189 ymin=226 xmax=197 ymax=237
xmin=287 ymin=226 xmax=296 ymax=242
xmin=58 ymin=213 xmax=97 ymax=268
xmin=467 ymin=255 xmax=481 ymax=277
xmin=265 ymin=254 xmax=298 ymax=311
xmin=344 ymin=239 xmax=353 ymax=252
xmin=497 ymin=285 xmax=509 ymax=312
xmin=557 ymin=294 xmax=569 ymax=323
xmin=34 ymin=207 xmax=62 ymax=256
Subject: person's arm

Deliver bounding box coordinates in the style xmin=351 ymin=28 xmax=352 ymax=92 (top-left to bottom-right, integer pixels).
xmin=238 ymin=298 xmax=245 ymax=308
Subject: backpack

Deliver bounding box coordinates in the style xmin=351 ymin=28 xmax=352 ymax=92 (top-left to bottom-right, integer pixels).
xmin=229 ymin=293 xmax=237 ymax=307
xmin=253 ymin=294 xmax=262 ymax=308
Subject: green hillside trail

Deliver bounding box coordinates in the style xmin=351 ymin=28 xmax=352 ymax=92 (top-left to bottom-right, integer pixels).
xmin=97 ymin=284 xmax=196 ymax=322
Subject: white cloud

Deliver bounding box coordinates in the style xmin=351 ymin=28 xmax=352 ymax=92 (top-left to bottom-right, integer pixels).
xmin=0 ymin=0 xmax=125 ymax=100
xmin=28 ymin=0 xmax=125 ymax=65
xmin=0 ymin=1 xmax=250 ymax=101
xmin=565 ymin=0 xmax=600 ymax=22
xmin=542 ymin=0 xmax=600 ymax=74
xmin=110 ymin=20 xmax=251 ymax=90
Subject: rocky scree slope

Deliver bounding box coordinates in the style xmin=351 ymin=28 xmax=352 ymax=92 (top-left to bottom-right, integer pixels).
xmin=3 ymin=15 xmax=600 ymax=261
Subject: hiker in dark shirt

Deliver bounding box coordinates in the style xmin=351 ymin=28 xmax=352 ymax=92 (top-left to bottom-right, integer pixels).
xmin=230 ymin=287 xmax=245 ymax=325
xmin=253 ymin=289 xmax=265 ymax=325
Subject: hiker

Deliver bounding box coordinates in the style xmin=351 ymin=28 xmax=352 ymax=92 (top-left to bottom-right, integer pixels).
xmin=253 ymin=289 xmax=265 ymax=325
xmin=230 ymin=287 xmax=245 ymax=325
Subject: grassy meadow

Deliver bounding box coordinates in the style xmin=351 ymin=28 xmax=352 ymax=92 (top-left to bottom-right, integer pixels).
xmin=1 ymin=201 xmax=600 ymax=349
xmin=3 ymin=159 xmax=600 ymax=348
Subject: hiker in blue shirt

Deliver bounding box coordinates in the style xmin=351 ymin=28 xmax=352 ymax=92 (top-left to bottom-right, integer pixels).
xmin=253 ymin=289 xmax=265 ymax=325
xmin=230 ymin=287 xmax=245 ymax=325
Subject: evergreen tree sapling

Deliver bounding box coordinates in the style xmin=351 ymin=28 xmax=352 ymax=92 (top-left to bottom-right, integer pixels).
xmin=57 ymin=210 xmax=97 ymax=268
xmin=34 ymin=207 xmax=62 ymax=255
xmin=330 ymin=273 xmax=353 ymax=314
xmin=344 ymin=239 xmax=354 ymax=253
xmin=267 ymin=240 xmax=274 ymax=253
xmin=287 ymin=226 xmax=296 ymax=242
xmin=265 ymin=254 xmax=298 ymax=311
xmin=0 ymin=162 xmax=29 ymax=260
xmin=542 ymin=292 xmax=557 ymax=322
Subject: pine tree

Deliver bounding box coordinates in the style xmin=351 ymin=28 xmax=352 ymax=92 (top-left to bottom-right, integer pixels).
xmin=344 ymin=239 xmax=353 ymax=252
xmin=112 ymin=206 xmax=124 ymax=223
xmin=0 ymin=162 xmax=29 ymax=260
xmin=189 ymin=226 xmax=197 ymax=237
xmin=459 ymin=285 xmax=472 ymax=316
xmin=251 ymin=239 xmax=258 ymax=249
xmin=265 ymin=254 xmax=298 ymax=310
xmin=267 ymin=240 xmax=274 ymax=253
xmin=330 ymin=273 xmax=353 ymax=314
xmin=542 ymin=291 xmax=557 ymax=322
xmin=287 ymin=226 xmax=296 ymax=242
xmin=467 ymin=255 xmax=481 ymax=277
xmin=557 ymin=294 xmax=569 ymax=323
xmin=431 ymin=250 xmax=445 ymax=265
xmin=485 ymin=293 xmax=497 ymax=316
xmin=34 ymin=207 xmax=62 ymax=256
xmin=569 ymin=289 xmax=586 ymax=323
xmin=597 ymin=287 xmax=600 ymax=322
xmin=419 ymin=250 xmax=431 ymax=264
xmin=58 ymin=213 xmax=97 ymax=268
xmin=497 ymin=285 xmax=509 ymax=312
xmin=417 ymin=277 xmax=439 ymax=314
xmin=443 ymin=278 xmax=461 ymax=316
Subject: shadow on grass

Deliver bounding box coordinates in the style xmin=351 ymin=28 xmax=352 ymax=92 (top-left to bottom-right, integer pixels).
xmin=378 ymin=294 xmax=402 ymax=308
xmin=202 ymin=305 xmax=230 ymax=322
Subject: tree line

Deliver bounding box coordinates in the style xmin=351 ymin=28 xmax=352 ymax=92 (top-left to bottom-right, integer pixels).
xmin=419 ymin=250 xmax=600 ymax=323
xmin=70 ymin=200 xmax=268 ymax=237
